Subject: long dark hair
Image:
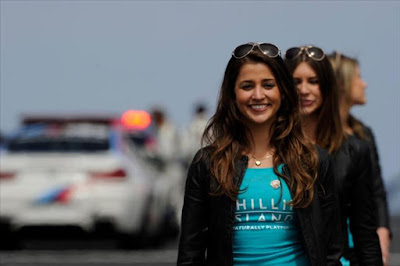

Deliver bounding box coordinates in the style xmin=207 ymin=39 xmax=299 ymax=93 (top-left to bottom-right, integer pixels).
xmin=202 ymin=48 xmax=318 ymax=208
xmin=285 ymin=50 xmax=345 ymax=153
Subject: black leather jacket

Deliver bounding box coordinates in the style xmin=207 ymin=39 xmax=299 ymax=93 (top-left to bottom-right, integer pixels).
xmin=178 ymin=147 xmax=342 ymax=266
xmin=333 ymin=135 xmax=383 ymax=265
xmin=359 ymin=124 xmax=390 ymax=231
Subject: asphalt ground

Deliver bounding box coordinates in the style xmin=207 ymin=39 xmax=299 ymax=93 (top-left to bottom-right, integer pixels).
xmin=0 ymin=216 xmax=399 ymax=266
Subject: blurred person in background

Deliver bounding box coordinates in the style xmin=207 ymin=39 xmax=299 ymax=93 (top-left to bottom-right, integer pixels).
xmin=0 ymin=131 xmax=6 ymax=151
xmin=328 ymin=51 xmax=391 ymax=265
xmin=285 ymin=45 xmax=382 ymax=265
xmin=181 ymin=103 xmax=209 ymax=168
xmin=150 ymin=107 xmax=180 ymax=169
xmin=149 ymin=107 xmax=183 ymax=234
xmin=178 ymin=42 xmax=342 ymax=265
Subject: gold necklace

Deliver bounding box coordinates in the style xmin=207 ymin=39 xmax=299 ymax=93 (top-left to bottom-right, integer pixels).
xmin=250 ymin=154 xmax=273 ymax=166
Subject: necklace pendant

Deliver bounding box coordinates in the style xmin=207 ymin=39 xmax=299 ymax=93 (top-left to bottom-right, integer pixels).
xmin=255 ymin=160 xmax=261 ymax=166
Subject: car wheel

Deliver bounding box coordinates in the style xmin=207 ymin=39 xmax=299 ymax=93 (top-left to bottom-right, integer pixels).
xmin=0 ymin=223 xmax=22 ymax=250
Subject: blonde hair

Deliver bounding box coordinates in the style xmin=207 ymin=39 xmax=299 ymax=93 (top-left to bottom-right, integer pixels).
xmin=328 ymin=52 xmax=365 ymax=138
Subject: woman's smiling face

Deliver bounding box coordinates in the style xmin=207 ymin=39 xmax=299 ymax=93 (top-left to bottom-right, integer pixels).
xmin=234 ymin=62 xmax=281 ymax=127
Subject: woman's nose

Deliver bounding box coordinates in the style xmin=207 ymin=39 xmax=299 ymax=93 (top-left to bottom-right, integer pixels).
xmin=362 ymin=79 xmax=368 ymax=89
xmin=252 ymin=86 xmax=265 ymax=100
xmin=298 ymin=82 xmax=309 ymax=94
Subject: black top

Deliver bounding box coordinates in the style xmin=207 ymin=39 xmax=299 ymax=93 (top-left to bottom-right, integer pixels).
xmin=357 ymin=124 xmax=390 ymax=231
xmin=333 ymin=135 xmax=383 ymax=265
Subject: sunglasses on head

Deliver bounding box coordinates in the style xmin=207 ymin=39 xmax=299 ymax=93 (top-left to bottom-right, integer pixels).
xmin=232 ymin=42 xmax=281 ymax=59
xmin=285 ymin=46 xmax=326 ymax=61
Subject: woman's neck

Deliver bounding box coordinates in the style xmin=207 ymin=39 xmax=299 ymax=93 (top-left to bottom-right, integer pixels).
xmin=340 ymin=104 xmax=354 ymax=135
xmin=246 ymin=124 xmax=275 ymax=168
xmin=302 ymin=115 xmax=318 ymax=144
xmin=246 ymin=123 xmax=273 ymax=157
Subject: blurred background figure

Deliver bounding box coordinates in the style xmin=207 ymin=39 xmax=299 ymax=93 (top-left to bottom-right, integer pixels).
xmin=149 ymin=107 xmax=184 ymax=232
xmin=0 ymin=130 xmax=7 ymax=152
xmin=180 ymin=103 xmax=209 ymax=168
xmin=329 ymin=51 xmax=391 ymax=265
xmin=149 ymin=107 xmax=180 ymax=170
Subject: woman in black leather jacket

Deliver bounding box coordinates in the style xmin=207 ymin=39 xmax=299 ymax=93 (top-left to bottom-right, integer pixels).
xmin=178 ymin=42 xmax=342 ymax=266
xmin=284 ymin=46 xmax=382 ymax=265
xmin=328 ymin=51 xmax=391 ymax=265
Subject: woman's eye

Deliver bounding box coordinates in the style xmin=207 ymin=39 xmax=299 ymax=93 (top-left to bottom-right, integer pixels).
xmin=241 ymin=84 xmax=253 ymax=90
xmin=309 ymin=78 xmax=319 ymax=84
xmin=263 ymin=83 xmax=275 ymax=89
xmin=293 ymin=79 xmax=301 ymax=85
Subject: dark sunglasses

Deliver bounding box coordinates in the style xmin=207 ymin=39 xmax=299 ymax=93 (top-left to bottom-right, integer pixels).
xmin=232 ymin=42 xmax=280 ymax=59
xmin=285 ymin=46 xmax=326 ymax=61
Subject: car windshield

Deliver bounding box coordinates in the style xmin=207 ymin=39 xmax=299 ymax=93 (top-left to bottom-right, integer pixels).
xmin=7 ymin=123 xmax=110 ymax=152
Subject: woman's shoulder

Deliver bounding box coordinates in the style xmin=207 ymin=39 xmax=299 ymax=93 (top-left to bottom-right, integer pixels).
xmin=190 ymin=145 xmax=225 ymax=169
xmin=360 ymin=123 xmax=375 ymax=141
xmin=185 ymin=147 xmax=214 ymax=186
xmin=352 ymin=117 xmax=375 ymax=141
xmin=339 ymin=135 xmax=372 ymax=160
xmin=191 ymin=146 xmax=213 ymax=164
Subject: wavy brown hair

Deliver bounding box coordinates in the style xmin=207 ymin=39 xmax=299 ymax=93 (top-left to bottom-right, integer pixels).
xmin=202 ymin=48 xmax=318 ymax=208
xmin=285 ymin=48 xmax=345 ymax=153
xmin=328 ymin=52 xmax=365 ymax=139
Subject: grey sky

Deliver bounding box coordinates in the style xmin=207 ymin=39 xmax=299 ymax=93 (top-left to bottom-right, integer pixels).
xmin=1 ymin=1 xmax=399 ymax=208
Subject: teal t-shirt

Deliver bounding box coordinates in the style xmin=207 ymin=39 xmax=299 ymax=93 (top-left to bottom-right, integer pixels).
xmin=233 ymin=166 xmax=309 ymax=266
xmin=340 ymin=218 xmax=354 ymax=266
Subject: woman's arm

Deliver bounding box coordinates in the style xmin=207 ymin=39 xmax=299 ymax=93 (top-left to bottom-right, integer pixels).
xmin=349 ymin=140 xmax=383 ymax=265
xmin=363 ymin=126 xmax=391 ymax=266
xmin=317 ymin=148 xmax=344 ymax=265
xmin=177 ymin=150 xmax=209 ymax=265
xmin=363 ymin=126 xmax=390 ymax=230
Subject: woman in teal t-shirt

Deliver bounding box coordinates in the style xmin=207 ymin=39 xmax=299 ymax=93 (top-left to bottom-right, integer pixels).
xmin=178 ymin=42 xmax=342 ymax=265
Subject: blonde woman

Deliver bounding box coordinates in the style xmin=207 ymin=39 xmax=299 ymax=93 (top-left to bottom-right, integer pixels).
xmin=329 ymin=52 xmax=391 ymax=266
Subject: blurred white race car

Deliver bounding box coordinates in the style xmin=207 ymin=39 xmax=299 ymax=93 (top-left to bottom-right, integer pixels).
xmin=0 ymin=113 xmax=183 ymax=248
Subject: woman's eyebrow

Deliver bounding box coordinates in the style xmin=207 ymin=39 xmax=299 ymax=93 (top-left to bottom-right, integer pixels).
xmin=238 ymin=80 xmax=254 ymax=83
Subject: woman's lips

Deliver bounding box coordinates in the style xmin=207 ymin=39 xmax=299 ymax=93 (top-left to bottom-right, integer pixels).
xmin=301 ymin=99 xmax=313 ymax=107
xmin=248 ymin=104 xmax=270 ymax=112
